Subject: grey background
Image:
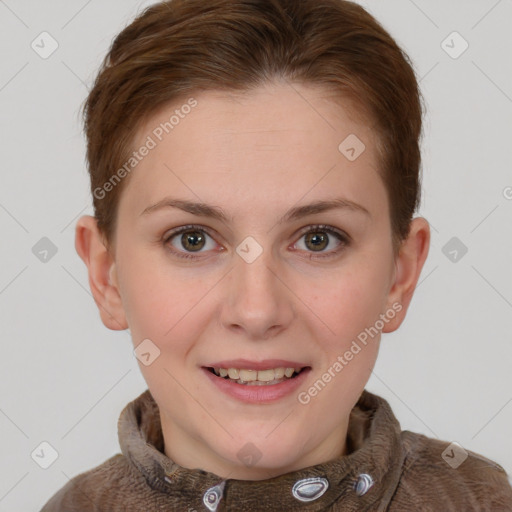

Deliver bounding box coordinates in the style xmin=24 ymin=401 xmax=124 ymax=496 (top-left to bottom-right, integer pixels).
xmin=0 ymin=0 xmax=511 ymax=509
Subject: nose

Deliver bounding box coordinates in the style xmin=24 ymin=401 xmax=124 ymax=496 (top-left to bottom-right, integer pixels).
xmin=219 ymin=245 xmax=295 ymax=341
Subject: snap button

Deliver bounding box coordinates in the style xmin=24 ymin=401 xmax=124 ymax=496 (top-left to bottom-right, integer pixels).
xmin=292 ymin=477 xmax=329 ymax=502
xmin=354 ymin=473 xmax=374 ymax=496
xmin=203 ymin=481 xmax=226 ymax=511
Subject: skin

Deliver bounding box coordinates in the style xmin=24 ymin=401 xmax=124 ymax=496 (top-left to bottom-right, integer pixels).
xmin=75 ymin=81 xmax=430 ymax=481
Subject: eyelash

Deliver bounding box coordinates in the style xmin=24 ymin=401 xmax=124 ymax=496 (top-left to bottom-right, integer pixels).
xmin=163 ymin=224 xmax=350 ymax=261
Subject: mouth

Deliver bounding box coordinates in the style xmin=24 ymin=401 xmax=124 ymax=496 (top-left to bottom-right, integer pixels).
xmin=204 ymin=366 xmax=310 ymax=386
xmin=201 ymin=360 xmax=312 ymax=403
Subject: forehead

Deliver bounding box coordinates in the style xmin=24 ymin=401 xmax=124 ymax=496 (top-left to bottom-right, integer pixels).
xmin=120 ymin=81 xmax=385 ymax=222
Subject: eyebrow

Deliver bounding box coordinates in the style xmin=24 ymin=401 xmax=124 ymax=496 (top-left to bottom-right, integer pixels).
xmin=140 ymin=197 xmax=371 ymax=223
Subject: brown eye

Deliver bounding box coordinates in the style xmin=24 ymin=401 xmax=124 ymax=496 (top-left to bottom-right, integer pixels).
xmin=304 ymin=231 xmax=329 ymax=252
xmin=164 ymin=225 xmax=218 ymax=259
xmin=294 ymin=225 xmax=349 ymax=259
xmin=180 ymin=230 xmax=206 ymax=252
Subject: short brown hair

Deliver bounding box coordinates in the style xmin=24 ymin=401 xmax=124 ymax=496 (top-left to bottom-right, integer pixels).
xmin=82 ymin=0 xmax=424 ymax=255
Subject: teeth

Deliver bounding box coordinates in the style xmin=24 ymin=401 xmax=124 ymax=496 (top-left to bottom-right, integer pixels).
xmin=284 ymin=368 xmax=295 ymax=378
xmin=256 ymin=369 xmax=275 ymax=382
xmin=227 ymin=368 xmax=239 ymax=379
xmin=212 ymin=366 xmax=303 ymax=383
xmin=239 ymin=369 xmax=257 ymax=382
xmin=274 ymin=367 xmax=285 ymax=379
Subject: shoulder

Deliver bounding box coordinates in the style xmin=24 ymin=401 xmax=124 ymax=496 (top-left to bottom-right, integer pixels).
xmin=39 ymin=454 xmax=149 ymax=512
xmin=389 ymin=431 xmax=512 ymax=511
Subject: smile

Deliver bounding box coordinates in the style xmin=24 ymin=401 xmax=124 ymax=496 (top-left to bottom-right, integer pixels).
xmin=202 ymin=359 xmax=311 ymax=402
xmin=208 ymin=366 xmax=306 ymax=385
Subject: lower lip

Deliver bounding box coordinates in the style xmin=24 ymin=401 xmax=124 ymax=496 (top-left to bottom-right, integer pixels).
xmin=202 ymin=367 xmax=311 ymax=404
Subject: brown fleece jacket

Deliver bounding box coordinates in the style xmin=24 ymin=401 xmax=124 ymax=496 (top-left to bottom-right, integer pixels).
xmin=40 ymin=389 xmax=512 ymax=511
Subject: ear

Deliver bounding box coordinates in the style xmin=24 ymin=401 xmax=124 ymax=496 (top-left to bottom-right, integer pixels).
xmin=382 ymin=217 xmax=430 ymax=333
xmin=74 ymin=215 xmax=128 ymax=331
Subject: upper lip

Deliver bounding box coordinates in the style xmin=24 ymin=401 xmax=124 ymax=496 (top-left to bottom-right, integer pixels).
xmin=203 ymin=359 xmax=310 ymax=370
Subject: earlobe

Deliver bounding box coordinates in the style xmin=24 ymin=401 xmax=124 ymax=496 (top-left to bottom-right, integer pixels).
xmin=75 ymin=215 xmax=128 ymax=331
xmin=382 ymin=217 xmax=430 ymax=333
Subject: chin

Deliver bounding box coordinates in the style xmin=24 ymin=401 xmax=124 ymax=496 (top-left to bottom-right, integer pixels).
xmin=228 ymin=457 xmax=302 ymax=481
xmin=220 ymin=438 xmax=305 ymax=473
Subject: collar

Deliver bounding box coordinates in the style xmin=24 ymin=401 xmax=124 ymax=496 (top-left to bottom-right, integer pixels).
xmin=118 ymin=388 xmax=405 ymax=510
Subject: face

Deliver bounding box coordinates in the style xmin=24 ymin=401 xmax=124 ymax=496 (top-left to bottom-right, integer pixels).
xmin=99 ymin=82 xmax=406 ymax=480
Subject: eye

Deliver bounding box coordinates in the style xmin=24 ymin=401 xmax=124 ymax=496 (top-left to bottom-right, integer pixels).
xmin=293 ymin=224 xmax=350 ymax=259
xmin=163 ymin=223 xmax=350 ymax=261
xmin=164 ymin=225 xmax=219 ymax=259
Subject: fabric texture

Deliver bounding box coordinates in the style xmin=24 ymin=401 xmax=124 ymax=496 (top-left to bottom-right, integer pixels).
xmin=40 ymin=388 xmax=512 ymax=511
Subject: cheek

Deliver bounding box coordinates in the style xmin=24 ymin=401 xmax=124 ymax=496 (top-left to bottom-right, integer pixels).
xmin=116 ymin=257 xmax=188 ymax=340
xmin=303 ymin=259 xmax=389 ymax=348
xmin=117 ymin=260 xmax=217 ymax=359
